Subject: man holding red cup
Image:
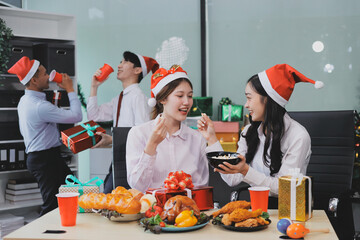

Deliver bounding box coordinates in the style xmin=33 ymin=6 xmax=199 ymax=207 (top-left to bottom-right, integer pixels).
xmin=87 ymin=51 xmax=159 ymax=193
xmin=8 ymin=57 xmax=82 ymax=216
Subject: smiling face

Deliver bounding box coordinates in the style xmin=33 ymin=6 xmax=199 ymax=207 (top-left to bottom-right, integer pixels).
xmin=161 ymin=81 xmax=193 ymax=123
xmin=117 ymin=58 xmax=141 ymax=81
xmin=244 ymin=82 xmax=267 ymax=122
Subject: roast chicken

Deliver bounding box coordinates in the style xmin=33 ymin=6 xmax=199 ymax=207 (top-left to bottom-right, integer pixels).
xmin=160 ymin=195 xmax=200 ymax=223
xmin=211 ymin=200 xmax=251 ymax=218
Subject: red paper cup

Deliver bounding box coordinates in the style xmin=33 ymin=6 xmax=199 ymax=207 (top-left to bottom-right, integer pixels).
xmin=49 ymin=70 xmax=63 ymax=83
xmin=96 ymin=63 xmax=114 ymax=82
xmin=56 ymin=192 xmax=79 ymax=227
xmin=248 ymin=186 xmax=270 ymax=212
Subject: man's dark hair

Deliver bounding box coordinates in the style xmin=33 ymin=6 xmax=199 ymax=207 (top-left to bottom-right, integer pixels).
xmin=123 ymin=51 xmax=143 ymax=83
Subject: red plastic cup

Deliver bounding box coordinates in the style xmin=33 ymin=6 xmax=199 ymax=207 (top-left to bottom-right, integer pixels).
xmin=49 ymin=70 xmax=63 ymax=83
xmin=248 ymin=186 xmax=270 ymax=212
xmin=56 ymin=192 xmax=79 ymax=227
xmin=95 ymin=63 xmax=114 ymax=82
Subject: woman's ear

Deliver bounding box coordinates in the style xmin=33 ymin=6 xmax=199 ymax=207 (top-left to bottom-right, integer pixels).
xmin=262 ymin=96 xmax=268 ymax=104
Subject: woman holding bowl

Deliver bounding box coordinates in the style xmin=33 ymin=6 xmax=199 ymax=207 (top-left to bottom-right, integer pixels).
xmin=198 ymin=64 xmax=323 ymax=196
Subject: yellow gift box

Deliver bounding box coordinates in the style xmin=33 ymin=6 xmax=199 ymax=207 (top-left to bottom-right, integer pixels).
xmin=220 ymin=142 xmax=238 ymax=152
xmin=278 ymin=172 xmax=313 ymax=222
xmin=58 ymin=175 xmax=103 ymax=213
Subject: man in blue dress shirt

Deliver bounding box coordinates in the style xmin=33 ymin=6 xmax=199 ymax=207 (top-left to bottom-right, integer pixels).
xmin=8 ymin=56 xmax=82 ymax=216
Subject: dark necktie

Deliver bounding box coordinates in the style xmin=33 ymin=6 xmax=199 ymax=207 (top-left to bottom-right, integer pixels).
xmin=115 ymin=91 xmax=123 ymax=127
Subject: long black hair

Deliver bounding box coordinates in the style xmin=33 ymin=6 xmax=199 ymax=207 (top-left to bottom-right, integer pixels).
xmin=242 ymin=74 xmax=286 ymax=176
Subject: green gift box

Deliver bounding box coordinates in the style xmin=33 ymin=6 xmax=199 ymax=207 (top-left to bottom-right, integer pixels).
xmin=188 ymin=97 xmax=213 ymax=117
xmin=218 ymin=104 xmax=243 ymax=122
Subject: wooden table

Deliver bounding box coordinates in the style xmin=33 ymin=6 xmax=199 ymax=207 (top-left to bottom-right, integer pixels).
xmin=4 ymin=209 xmax=338 ymax=240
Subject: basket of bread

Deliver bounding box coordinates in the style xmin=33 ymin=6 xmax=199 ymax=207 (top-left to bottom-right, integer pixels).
xmin=78 ymin=186 xmax=157 ymax=221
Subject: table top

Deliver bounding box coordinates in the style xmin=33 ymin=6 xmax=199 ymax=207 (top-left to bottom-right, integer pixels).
xmin=4 ymin=209 xmax=338 ymax=240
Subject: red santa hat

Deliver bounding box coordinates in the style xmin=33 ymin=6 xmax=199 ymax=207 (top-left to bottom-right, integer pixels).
xmin=148 ymin=65 xmax=189 ymax=107
xmin=258 ymin=64 xmax=324 ymax=107
xmin=136 ymin=54 xmax=159 ymax=79
xmin=8 ymin=56 xmax=40 ymax=85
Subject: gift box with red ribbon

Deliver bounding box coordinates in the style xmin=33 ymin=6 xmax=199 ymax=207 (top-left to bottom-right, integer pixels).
xmin=146 ymin=171 xmax=214 ymax=210
xmin=61 ymin=120 xmax=106 ymax=154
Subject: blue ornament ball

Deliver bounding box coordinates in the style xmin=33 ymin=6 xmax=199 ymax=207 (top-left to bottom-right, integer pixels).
xmin=277 ymin=218 xmax=292 ymax=234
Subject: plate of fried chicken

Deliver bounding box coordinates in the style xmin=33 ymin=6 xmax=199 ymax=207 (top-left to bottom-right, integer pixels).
xmin=211 ymin=200 xmax=271 ymax=232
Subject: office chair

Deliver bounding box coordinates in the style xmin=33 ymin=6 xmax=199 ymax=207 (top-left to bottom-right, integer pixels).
xmin=110 ymin=127 xmax=131 ymax=190
xmin=209 ymin=110 xmax=356 ymax=239
xmin=288 ymin=110 xmax=356 ymax=240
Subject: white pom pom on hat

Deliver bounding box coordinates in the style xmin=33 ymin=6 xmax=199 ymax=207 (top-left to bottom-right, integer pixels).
xmin=148 ymin=98 xmax=157 ymax=108
xmin=148 ymin=65 xmax=189 ymax=107
xmin=315 ymin=80 xmax=324 ymax=89
xmin=257 ymin=64 xmax=324 ymax=108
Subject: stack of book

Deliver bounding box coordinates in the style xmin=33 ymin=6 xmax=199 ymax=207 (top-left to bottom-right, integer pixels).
xmin=5 ymin=179 xmax=43 ymax=205
xmin=0 ymin=214 xmax=24 ymax=239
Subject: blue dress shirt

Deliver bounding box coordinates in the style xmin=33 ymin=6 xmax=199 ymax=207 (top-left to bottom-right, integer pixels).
xmin=17 ymin=90 xmax=82 ymax=153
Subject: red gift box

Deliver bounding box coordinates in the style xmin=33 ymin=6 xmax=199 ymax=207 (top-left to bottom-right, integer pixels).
xmin=61 ymin=120 xmax=106 ymax=154
xmin=146 ymin=186 xmax=214 ymax=210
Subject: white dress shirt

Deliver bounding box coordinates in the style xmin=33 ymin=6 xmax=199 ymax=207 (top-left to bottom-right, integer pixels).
xmin=87 ymin=84 xmax=150 ymax=127
xmin=126 ymin=115 xmax=212 ymax=192
xmin=17 ymin=90 xmax=82 ymax=153
xmin=218 ymin=113 xmax=311 ymax=196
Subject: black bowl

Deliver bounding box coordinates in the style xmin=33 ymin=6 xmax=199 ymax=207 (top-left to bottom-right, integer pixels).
xmin=206 ymin=151 xmax=240 ymax=169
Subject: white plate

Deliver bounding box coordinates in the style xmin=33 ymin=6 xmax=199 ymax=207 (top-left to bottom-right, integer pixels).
xmin=92 ymin=209 xmax=143 ymax=222
xmin=109 ymin=213 xmax=143 ymax=222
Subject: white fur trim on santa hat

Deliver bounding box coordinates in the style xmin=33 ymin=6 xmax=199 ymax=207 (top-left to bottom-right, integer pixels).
xmin=258 ymin=71 xmax=288 ymax=108
xmin=152 ymin=72 xmax=189 ymax=96
xmin=136 ymin=54 xmax=148 ymax=78
xmin=21 ymin=60 xmax=40 ymax=85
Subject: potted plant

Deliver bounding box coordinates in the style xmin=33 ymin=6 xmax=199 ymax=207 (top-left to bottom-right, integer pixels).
xmin=0 ymin=17 xmax=13 ymax=74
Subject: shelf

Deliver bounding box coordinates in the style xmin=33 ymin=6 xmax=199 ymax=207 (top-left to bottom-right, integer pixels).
xmin=0 ymin=8 xmax=78 ymax=218
xmin=0 ymin=140 xmax=24 ymax=144
xmin=0 ymin=169 xmax=28 ymax=174
xmin=0 ymin=6 xmax=76 ymax=41
xmin=0 ymin=200 xmax=42 ymax=211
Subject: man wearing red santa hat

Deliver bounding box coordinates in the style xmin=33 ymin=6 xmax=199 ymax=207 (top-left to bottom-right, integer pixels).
xmin=198 ymin=64 xmax=324 ymax=197
xmin=8 ymin=56 xmax=82 ymax=216
xmin=87 ymin=51 xmax=159 ymax=193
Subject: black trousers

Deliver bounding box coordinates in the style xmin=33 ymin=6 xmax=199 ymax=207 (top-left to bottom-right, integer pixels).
xmin=27 ymin=146 xmax=72 ymax=216
xmin=103 ymin=165 xmax=113 ymax=194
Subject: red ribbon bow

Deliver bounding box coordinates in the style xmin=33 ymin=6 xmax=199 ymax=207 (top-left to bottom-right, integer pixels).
xmin=164 ymin=170 xmax=194 ymax=190
xmin=151 ymin=65 xmax=187 ymax=88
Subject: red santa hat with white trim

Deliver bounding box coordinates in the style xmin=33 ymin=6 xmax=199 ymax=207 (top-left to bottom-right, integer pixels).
xmin=8 ymin=56 xmax=40 ymax=85
xmin=148 ymin=65 xmax=189 ymax=107
xmin=258 ymin=64 xmax=324 ymax=107
xmin=136 ymin=54 xmax=159 ymax=79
